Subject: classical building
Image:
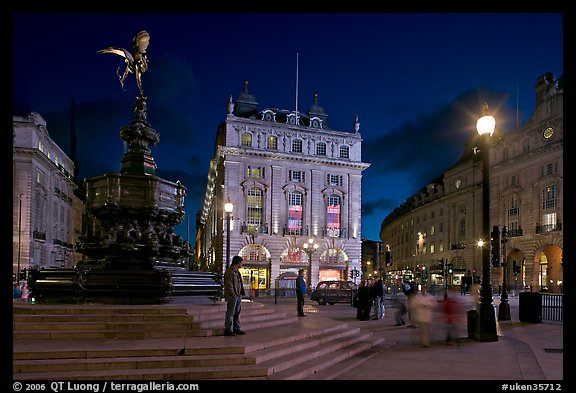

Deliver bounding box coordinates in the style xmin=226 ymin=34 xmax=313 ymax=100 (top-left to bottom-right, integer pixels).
xmin=198 ymin=81 xmax=370 ymax=291
xmin=13 ymin=112 xmax=79 ymax=273
xmin=379 ymin=72 xmax=563 ymax=294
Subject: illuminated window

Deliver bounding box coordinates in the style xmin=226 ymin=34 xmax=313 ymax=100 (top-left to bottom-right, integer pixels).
xmin=241 ymin=132 xmax=252 ymax=147
xmin=267 ymin=135 xmax=277 ymax=150
xmin=247 ymin=188 xmax=263 ymax=232
xmin=326 ymin=195 xmax=341 ymax=238
xmin=247 ymin=166 xmax=264 ymax=178
xmin=542 ymin=184 xmax=557 ymax=210
xmin=281 ymin=246 xmax=306 ymax=263
xmin=287 ymin=191 xmax=303 ymax=235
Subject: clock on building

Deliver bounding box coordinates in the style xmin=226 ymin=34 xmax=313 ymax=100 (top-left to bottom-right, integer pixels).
xmin=543 ymin=126 xmax=554 ymax=139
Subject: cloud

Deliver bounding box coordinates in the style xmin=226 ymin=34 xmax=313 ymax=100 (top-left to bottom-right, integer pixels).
xmin=362 ymin=197 xmax=398 ymax=216
xmin=360 ymin=86 xmax=513 ymax=229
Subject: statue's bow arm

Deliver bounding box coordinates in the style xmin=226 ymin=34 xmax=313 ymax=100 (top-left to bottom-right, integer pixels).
xmin=96 ymin=47 xmax=134 ymax=65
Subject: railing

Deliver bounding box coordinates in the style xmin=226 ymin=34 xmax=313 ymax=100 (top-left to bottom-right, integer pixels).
xmin=535 ymin=223 xmax=562 ymax=234
xmin=542 ymin=293 xmax=563 ymax=323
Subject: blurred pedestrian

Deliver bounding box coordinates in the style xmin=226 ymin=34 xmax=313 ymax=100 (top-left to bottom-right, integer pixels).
xmin=392 ymin=296 xmax=407 ymax=326
xmin=296 ymin=268 xmax=307 ymax=317
xmin=223 ymin=255 xmax=246 ymax=336
xmin=13 ymin=283 xmax=22 ymax=299
xmin=442 ymin=293 xmax=462 ymax=345
xmin=471 ymin=282 xmax=481 ymax=307
xmin=412 ymin=287 xmax=437 ymax=347
xmin=403 ymin=281 xmax=418 ymax=327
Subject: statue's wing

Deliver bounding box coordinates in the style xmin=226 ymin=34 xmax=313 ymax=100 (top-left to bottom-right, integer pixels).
xmin=96 ymin=47 xmax=134 ymax=64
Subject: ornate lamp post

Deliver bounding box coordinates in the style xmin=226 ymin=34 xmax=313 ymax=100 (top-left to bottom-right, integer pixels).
xmin=224 ymin=201 xmax=233 ymax=269
xmin=475 ymin=104 xmax=498 ymax=342
xmin=302 ymin=238 xmax=318 ymax=288
xmin=498 ymin=226 xmax=511 ymax=320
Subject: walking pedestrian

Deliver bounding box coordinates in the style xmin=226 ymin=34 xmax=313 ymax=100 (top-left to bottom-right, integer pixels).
xmin=403 ymin=281 xmax=418 ymax=327
xmin=442 ymin=293 xmax=462 ymax=345
xmin=412 ymin=287 xmax=437 ymax=347
xmin=296 ymin=268 xmax=307 ymax=316
xmin=223 ymin=255 xmax=246 ymax=336
xmin=392 ymin=296 xmax=407 ymax=326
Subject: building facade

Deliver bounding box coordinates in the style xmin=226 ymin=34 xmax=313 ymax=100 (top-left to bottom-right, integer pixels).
xmin=379 ymin=72 xmax=563 ymax=294
xmin=198 ymin=81 xmax=370 ymax=291
xmin=13 ymin=112 xmax=79 ymax=273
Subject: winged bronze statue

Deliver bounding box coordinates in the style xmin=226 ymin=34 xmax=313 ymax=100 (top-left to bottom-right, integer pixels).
xmin=97 ymin=31 xmax=150 ymax=97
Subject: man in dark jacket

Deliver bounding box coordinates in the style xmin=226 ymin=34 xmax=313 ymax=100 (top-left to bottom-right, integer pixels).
xmin=296 ymin=269 xmax=307 ymax=316
xmin=372 ymin=277 xmax=385 ymax=319
xmin=223 ymin=256 xmax=246 ymax=336
xmin=356 ymin=279 xmax=372 ymax=320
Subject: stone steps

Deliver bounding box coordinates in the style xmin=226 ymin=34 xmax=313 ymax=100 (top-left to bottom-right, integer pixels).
xmin=13 ymin=301 xmax=381 ymax=380
xmin=13 ymin=302 xmax=289 ymax=339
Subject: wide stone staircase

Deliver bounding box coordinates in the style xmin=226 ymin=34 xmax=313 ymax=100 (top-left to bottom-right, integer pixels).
xmin=13 ymin=300 xmax=384 ymax=380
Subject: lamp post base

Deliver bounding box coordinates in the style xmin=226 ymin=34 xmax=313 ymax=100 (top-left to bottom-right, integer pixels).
xmin=498 ymin=298 xmax=511 ymax=321
xmin=474 ymin=302 xmax=499 ymax=342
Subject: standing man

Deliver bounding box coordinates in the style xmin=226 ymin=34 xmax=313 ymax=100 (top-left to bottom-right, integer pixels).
xmin=296 ymin=268 xmax=307 ymax=316
xmin=372 ymin=277 xmax=385 ymax=320
xmin=223 ymin=255 xmax=246 ymax=336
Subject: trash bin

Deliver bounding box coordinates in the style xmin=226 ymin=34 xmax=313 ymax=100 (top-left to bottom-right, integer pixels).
xmin=467 ymin=309 xmax=477 ymax=338
xmin=519 ymin=292 xmax=542 ymax=323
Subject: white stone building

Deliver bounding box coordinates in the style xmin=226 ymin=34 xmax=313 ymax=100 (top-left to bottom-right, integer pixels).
xmin=13 ymin=112 xmax=78 ymax=273
xmin=198 ymin=81 xmax=370 ymax=291
xmin=379 ymin=72 xmax=563 ymax=293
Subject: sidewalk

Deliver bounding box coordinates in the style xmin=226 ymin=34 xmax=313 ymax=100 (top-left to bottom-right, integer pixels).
xmin=254 ymin=292 xmax=564 ymax=381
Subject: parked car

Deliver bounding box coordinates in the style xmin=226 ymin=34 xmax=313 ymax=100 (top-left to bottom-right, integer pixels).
xmin=309 ymin=280 xmax=358 ymax=305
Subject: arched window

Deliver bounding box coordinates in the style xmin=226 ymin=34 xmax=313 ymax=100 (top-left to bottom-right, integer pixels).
xmin=239 ymin=244 xmax=271 ymax=262
xmin=280 ymin=246 xmax=307 ymax=264
xmin=320 ymin=248 xmax=348 ymax=264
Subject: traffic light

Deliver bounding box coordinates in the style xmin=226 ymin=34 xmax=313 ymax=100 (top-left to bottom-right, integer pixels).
xmin=385 ymin=251 xmax=392 ymax=266
xmin=491 ymin=225 xmax=502 ymax=267
xmin=447 ymin=263 xmax=453 ymax=274
xmin=438 ymin=259 xmax=445 ymax=275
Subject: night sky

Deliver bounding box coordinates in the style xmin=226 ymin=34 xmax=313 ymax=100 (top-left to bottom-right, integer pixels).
xmin=11 ymin=12 xmax=564 ymax=242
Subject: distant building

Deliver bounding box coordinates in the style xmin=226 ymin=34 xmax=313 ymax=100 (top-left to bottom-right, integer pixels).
xmin=360 ymin=239 xmax=383 ymax=282
xmin=13 ymin=112 xmax=79 ymax=271
xmin=379 ymin=72 xmax=563 ymax=293
xmin=198 ymin=81 xmax=370 ymax=290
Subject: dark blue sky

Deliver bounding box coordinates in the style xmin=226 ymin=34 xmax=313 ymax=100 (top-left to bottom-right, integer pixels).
xmin=12 ymin=12 xmax=564 ymax=241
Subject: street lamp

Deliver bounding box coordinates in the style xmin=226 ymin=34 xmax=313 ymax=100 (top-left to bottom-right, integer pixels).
xmin=224 ymin=200 xmax=233 ymax=269
xmin=475 ymin=104 xmax=498 ymax=342
xmin=302 ymin=238 xmax=318 ymax=288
